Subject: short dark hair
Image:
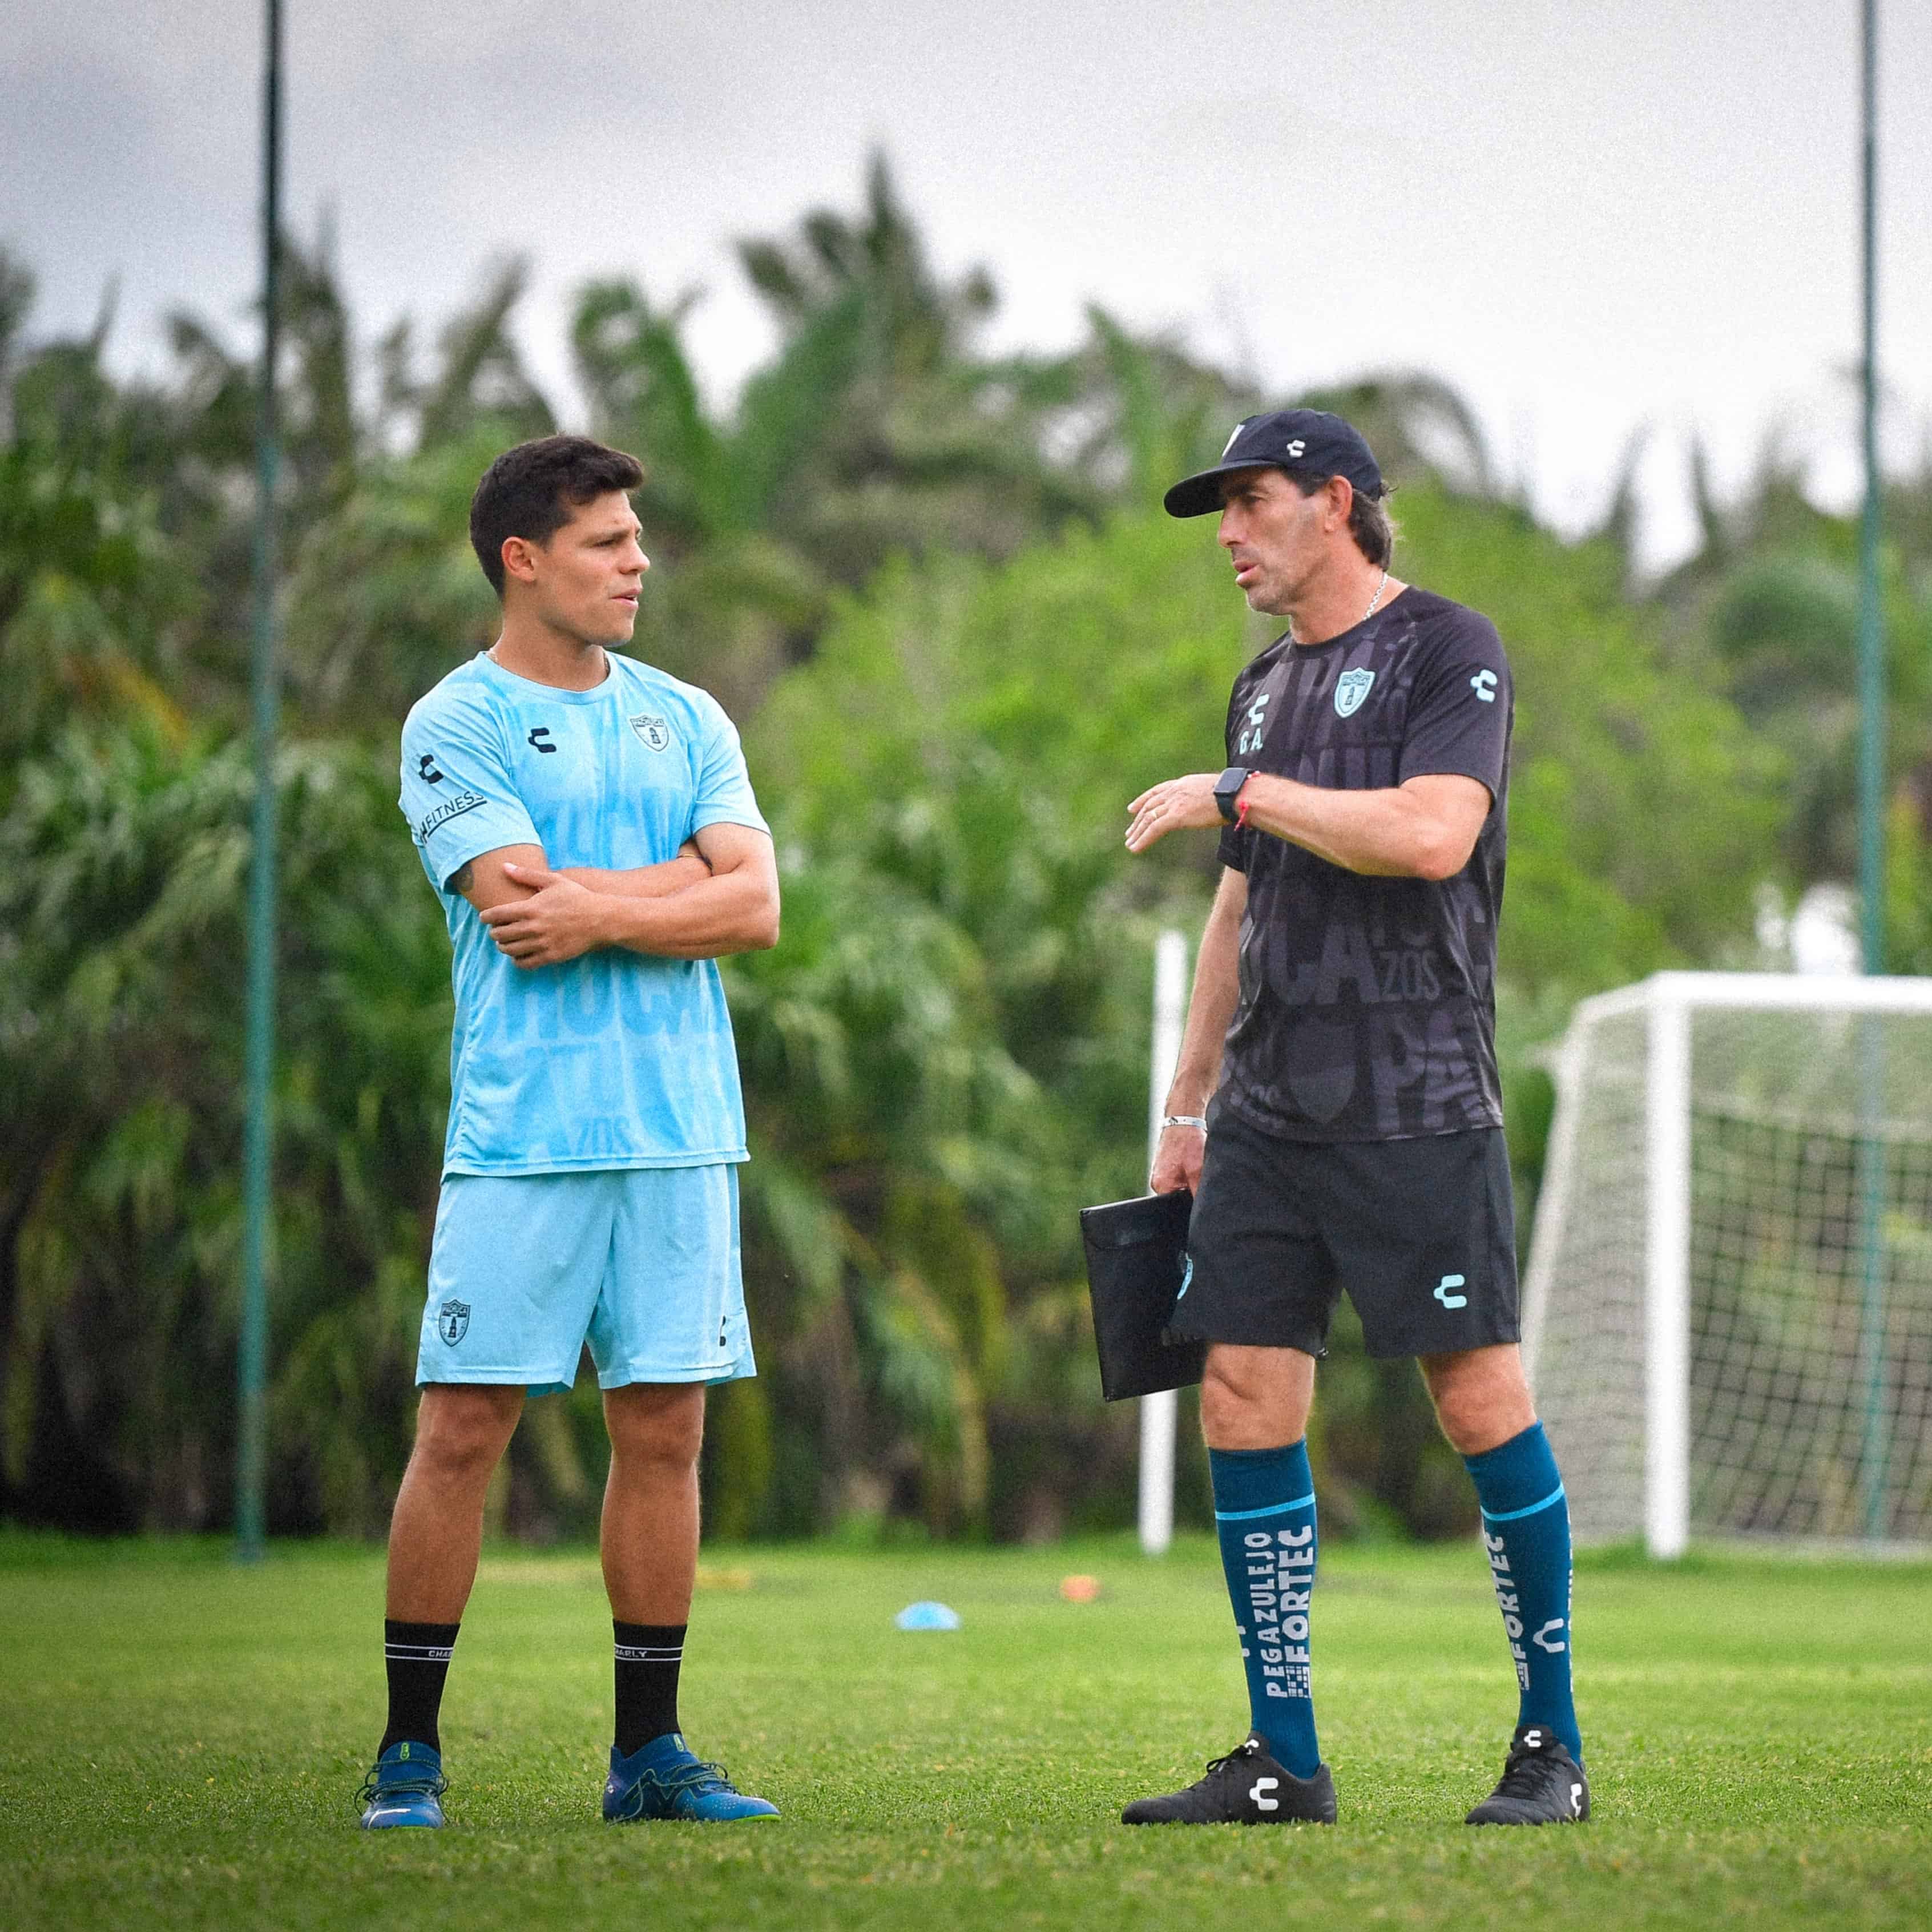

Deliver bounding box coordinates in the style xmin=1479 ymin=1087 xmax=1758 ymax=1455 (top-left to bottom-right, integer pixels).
xmin=1281 ymin=469 xmax=1397 ymax=570
xmin=469 ymin=435 xmax=645 ymax=596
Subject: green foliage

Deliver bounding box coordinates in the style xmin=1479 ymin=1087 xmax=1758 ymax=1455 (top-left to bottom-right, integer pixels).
xmin=572 ymin=279 xmax=732 ymax=547
xmin=1654 ymin=440 xmax=1932 ymax=894
xmin=0 ymin=281 xmax=195 ymax=769
xmin=744 ymin=491 xmax=1778 ymax=1534
xmin=733 ymin=522 xmax=1224 ymax=1532
xmin=1882 ymin=797 xmax=1932 ymax=980
xmin=0 ymin=727 xmax=449 ymax=1529
xmin=1394 ymin=484 xmax=1783 ymax=993
xmin=0 ymin=161 xmax=1843 ymax=1550
xmin=280 ymin=428 xmax=504 ymax=726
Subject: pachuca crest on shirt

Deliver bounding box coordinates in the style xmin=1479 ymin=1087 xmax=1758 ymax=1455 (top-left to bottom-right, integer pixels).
xmin=1215 ymin=587 xmax=1512 ymax=1143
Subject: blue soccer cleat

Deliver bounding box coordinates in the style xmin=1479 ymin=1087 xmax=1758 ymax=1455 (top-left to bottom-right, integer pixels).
xmin=358 ymin=1740 xmax=448 ymax=1829
xmin=603 ymin=1732 xmax=779 ymax=1822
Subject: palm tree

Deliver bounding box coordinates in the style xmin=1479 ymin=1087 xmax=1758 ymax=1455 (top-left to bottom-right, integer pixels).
xmin=1652 ymin=427 xmax=1932 ymax=890
xmin=731 ymin=151 xmax=1095 ymax=582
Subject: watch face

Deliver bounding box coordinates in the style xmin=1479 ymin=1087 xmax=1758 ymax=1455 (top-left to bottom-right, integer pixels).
xmin=1215 ymin=767 xmax=1248 ymax=821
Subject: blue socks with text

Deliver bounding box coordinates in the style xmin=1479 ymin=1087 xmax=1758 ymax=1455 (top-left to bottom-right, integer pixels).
xmin=1464 ymin=1422 xmax=1581 ymax=1762
xmin=1209 ymin=1441 xmax=1321 ymax=1778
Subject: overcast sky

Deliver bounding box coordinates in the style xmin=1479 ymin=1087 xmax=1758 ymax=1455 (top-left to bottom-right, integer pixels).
xmin=6 ymin=1 xmax=1926 ymax=567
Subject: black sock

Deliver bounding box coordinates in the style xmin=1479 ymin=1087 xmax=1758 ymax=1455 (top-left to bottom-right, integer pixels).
xmin=380 ymin=1620 xmax=460 ymax=1754
xmin=613 ymin=1621 xmax=685 ymax=1756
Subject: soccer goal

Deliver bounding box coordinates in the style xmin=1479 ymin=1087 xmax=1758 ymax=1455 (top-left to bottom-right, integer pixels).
xmin=1523 ymin=972 xmax=1932 ymax=1556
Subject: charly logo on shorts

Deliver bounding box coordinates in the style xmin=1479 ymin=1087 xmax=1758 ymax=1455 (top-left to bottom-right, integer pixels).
xmin=629 ymin=713 xmax=671 ymax=752
xmin=1333 ymin=668 xmax=1376 ymax=718
xmin=437 ymin=1299 xmax=470 ymax=1345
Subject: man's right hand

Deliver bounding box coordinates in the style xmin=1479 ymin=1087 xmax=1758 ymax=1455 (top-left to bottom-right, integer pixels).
xmin=1150 ymin=1121 xmax=1207 ymax=1196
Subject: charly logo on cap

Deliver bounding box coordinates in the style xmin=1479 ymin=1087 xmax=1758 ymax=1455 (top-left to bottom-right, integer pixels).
xmin=1221 ymin=418 xmax=1305 ymax=462
xmin=1333 ymin=668 xmax=1376 ymax=717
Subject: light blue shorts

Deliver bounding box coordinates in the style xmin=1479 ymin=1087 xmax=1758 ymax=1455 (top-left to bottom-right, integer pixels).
xmin=416 ymin=1166 xmax=756 ymax=1394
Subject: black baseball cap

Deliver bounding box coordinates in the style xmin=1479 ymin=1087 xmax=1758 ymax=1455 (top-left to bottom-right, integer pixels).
xmin=1163 ymin=408 xmax=1385 ymax=518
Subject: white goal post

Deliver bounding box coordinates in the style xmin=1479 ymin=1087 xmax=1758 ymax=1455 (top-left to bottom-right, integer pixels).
xmin=1523 ymin=972 xmax=1932 ymax=1557
xmin=1138 ymin=929 xmax=1189 ymax=1558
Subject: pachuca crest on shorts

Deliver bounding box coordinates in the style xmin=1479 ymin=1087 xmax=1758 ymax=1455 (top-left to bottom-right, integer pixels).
xmin=1217 ymin=588 xmax=1512 ymax=1142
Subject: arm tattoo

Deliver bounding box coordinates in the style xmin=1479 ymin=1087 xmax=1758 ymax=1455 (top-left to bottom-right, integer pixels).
xmin=449 ymin=861 xmax=474 ymax=895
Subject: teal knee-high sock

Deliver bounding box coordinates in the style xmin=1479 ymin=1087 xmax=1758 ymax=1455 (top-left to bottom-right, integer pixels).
xmin=1209 ymin=1442 xmax=1320 ymax=1778
xmin=1465 ymin=1422 xmax=1582 ymax=1762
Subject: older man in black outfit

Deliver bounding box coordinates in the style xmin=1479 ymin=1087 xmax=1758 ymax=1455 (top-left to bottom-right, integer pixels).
xmin=1119 ymin=410 xmax=1586 ymax=1829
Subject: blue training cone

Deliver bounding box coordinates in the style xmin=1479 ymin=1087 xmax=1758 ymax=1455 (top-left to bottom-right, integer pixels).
xmin=894 ymin=1600 xmax=962 ymax=1631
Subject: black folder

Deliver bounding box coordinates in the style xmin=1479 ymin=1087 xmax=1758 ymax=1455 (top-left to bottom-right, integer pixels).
xmin=1078 ymin=1189 xmax=1207 ymax=1401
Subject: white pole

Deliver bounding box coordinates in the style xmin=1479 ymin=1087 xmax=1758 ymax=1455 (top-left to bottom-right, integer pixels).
xmin=1644 ymin=986 xmax=1692 ymax=1560
xmin=1139 ymin=928 xmax=1189 ymax=1556
xmin=1518 ymin=1023 xmax=1587 ymax=1384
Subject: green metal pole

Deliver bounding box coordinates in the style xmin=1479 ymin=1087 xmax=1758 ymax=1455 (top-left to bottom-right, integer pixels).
xmin=1854 ymin=0 xmax=1890 ymax=1545
xmin=236 ymin=0 xmax=282 ymax=1566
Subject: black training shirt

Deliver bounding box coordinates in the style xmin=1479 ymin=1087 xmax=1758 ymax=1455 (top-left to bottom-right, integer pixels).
xmin=1213 ymin=587 xmax=1512 ymax=1143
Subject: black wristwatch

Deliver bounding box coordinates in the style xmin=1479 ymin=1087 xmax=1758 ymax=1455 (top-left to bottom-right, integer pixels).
xmin=1213 ymin=765 xmax=1252 ymax=824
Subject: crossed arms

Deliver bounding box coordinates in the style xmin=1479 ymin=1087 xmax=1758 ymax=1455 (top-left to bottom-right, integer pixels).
xmin=449 ymin=820 xmax=780 ymax=969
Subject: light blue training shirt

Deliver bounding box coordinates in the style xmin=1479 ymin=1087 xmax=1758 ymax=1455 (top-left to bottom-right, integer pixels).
xmin=398 ymin=650 xmax=769 ymax=1177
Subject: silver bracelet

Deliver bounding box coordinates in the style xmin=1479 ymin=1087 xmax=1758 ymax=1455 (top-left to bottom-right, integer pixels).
xmin=1161 ymin=1114 xmax=1208 ymax=1131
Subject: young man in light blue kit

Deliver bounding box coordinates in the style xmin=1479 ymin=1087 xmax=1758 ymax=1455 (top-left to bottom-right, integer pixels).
xmin=359 ymin=435 xmax=781 ymax=1829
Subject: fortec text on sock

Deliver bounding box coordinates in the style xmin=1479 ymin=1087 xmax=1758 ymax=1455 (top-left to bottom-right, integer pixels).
xmin=1483 ymin=1528 xmax=1531 ymax=1692
xmin=1246 ymin=1526 xmax=1314 ymax=1699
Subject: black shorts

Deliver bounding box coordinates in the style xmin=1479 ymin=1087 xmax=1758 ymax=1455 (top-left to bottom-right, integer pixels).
xmin=1169 ymin=1108 xmax=1519 ymax=1361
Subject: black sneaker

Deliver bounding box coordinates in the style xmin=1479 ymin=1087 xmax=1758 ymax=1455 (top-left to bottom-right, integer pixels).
xmin=1465 ymin=1725 xmax=1590 ymax=1825
xmin=1122 ymin=1734 xmax=1337 ymax=1825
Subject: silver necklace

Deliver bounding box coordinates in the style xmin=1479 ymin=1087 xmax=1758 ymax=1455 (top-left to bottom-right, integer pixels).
xmin=1290 ymin=570 xmax=1389 ymax=644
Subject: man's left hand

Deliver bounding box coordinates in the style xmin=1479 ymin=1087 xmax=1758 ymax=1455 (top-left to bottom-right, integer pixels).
xmin=480 ymin=864 xmax=608 ymax=967
xmin=1126 ymin=773 xmax=1225 ymax=853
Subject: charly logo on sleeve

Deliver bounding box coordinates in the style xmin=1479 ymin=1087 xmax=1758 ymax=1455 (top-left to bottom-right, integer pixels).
xmin=1333 ymin=667 xmax=1376 ymax=717
xmin=413 ymin=790 xmax=486 ymax=844
xmin=629 ymin=713 xmax=672 ymax=752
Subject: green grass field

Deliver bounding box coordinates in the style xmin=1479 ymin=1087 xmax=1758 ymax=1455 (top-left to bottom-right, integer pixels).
xmin=2 ymin=1531 xmax=1927 ymax=1930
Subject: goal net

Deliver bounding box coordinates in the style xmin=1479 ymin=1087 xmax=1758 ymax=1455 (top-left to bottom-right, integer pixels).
xmin=1522 ymin=973 xmax=1932 ymax=1555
